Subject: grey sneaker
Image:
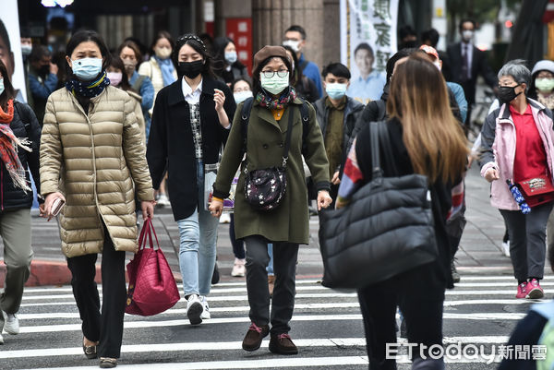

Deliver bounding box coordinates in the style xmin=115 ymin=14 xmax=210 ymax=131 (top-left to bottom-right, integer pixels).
xmin=3 ymin=311 xmax=18 ymax=335
xmin=186 ymin=294 xmax=203 ymax=325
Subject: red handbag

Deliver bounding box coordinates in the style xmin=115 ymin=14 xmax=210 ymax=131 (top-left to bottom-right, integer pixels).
xmin=125 ymin=218 xmax=180 ymax=316
xmin=518 ymin=175 xmax=554 ymax=208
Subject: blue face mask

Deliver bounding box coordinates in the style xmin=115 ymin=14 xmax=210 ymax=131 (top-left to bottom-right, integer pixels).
xmin=71 ymin=58 xmax=103 ymax=81
xmin=225 ymin=51 xmax=238 ymax=64
xmin=325 ymin=83 xmax=348 ymax=100
xmin=0 ymin=78 xmax=4 ymax=96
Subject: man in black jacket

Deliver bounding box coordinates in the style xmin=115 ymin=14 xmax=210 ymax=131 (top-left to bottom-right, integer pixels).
xmin=447 ymin=19 xmax=497 ymax=127
xmin=313 ymin=63 xmax=364 ymax=206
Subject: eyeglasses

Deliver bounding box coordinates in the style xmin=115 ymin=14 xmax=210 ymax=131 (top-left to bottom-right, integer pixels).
xmin=261 ymin=70 xmax=289 ymax=78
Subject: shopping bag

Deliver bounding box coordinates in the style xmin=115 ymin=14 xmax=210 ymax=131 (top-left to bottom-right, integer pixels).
xmin=125 ymin=218 xmax=180 ymax=316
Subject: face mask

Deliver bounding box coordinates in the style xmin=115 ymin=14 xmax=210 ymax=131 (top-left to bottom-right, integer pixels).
xmin=283 ymin=40 xmax=300 ymax=53
xmin=498 ymin=85 xmax=521 ymax=104
xmin=107 ymin=72 xmax=123 ymax=86
xmin=71 ymin=58 xmax=103 ymax=81
xmin=234 ymin=90 xmax=253 ymax=104
xmin=225 ymin=51 xmax=237 ymax=64
xmin=325 ymin=83 xmax=347 ymax=100
xmin=535 ymin=78 xmax=554 ymax=93
xmin=21 ymin=44 xmax=32 ymax=57
xmin=261 ymin=72 xmax=290 ymax=95
xmin=155 ymin=47 xmax=172 ymax=60
xmin=0 ymin=78 xmax=4 ymax=95
xmin=123 ymin=60 xmax=137 ymax=75
xmin=434 ymin=61 xmax=442 ymax=71
xmin=178 ymin=60 xmax=204 ymax=79
xmin=462 ymin=30 xmax=474 ymax=42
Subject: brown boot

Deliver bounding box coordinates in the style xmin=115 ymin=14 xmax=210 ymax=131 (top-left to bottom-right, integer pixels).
xmin=268 ymin=275 xmax=275 ymax=298
xmin=242 ymin=322 xmax=270 ymax=351
xmin=269 ymin=333 xmax=298 ymax=355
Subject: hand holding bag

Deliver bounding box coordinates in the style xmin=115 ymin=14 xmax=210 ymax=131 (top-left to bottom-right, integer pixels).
xmin=318 ymin=121 xmax=439 ymax=289
xmin=126 ymin=218 xmax=180 ymax=316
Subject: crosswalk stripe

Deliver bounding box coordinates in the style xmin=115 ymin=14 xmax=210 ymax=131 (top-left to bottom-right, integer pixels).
xmin=8 ymin=353 xmax=512 ymax=370
xmin=13 ymin=312 xmax=524 ymax=334
xmin=0 ymin=336 xmax=511 ymax=360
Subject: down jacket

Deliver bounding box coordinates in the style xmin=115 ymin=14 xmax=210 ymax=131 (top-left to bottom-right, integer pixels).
xmin=40 ymin=86 xmax=155 ymax=258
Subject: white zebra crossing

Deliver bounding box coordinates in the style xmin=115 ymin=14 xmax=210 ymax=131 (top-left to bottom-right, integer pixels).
xmin=2 ymin=275 xmax=548 ymax=369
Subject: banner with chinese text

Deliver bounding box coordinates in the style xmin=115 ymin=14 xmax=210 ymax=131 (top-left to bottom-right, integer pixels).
xmin=341 ymin=0 xmax=399 ymax=104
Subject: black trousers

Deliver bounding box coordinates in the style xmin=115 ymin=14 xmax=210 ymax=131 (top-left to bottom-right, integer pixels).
xmin=67 ymin=227 xmax=127 ymax=358
xmin=244 ymin=236 xmax=299 ymax=335
xmin=358 ymin=262 xmax=446 ymax=369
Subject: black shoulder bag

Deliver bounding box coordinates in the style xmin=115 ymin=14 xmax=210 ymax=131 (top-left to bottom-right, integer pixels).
xmin=317 ymin=121 xmax=439 ymax=289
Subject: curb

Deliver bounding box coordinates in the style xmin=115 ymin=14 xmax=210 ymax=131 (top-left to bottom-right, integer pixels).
xmin=0 ymin=260 xmax=101 ymax=288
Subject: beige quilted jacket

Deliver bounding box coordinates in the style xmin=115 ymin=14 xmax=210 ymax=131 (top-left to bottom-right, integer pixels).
xmin=40 ymin=86 xmax=155 ymax=257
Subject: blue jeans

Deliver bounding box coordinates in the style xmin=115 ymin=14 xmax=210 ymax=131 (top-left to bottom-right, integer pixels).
xmin=176 ymin=160 xmax=219 ymax=297
xmin=267 ymin=243 xmax=274 ymax=275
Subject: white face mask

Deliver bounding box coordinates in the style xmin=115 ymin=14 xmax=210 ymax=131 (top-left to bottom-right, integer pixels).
xmin=261 ymin=72 xmax=290 ymax=95
xmin=0 ymin=78 xmax=4 ymax=95
xmin=462 ymin=30 xmax=474 ymax=42
xmin=434 ymin=61 xmax=442 ymax=71
xmin=283 ymin=40 xmax=301 ymax=53
xmin=233 ymin=90 xmax=253 ymax=104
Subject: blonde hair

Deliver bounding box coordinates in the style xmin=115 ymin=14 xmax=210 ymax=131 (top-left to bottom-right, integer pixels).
xmin=387 ymin=53 xmax=468 ymax=183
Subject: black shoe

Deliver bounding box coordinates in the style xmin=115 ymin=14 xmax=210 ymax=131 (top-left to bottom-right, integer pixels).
xmin=269 ymin=333 xmax=298 ymax=355
xmin=82 ymin=337 xmax=97 ymax=359
xmin=212 ymin=262 xmax=220 ymax=285
xmin=99 ymin=357 xmax=117 ymax=368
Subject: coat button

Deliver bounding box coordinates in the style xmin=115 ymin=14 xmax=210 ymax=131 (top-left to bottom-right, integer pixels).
xmin=263 ymin=144 xmax=269 ymax=149
xmin=278 ymin=142 xmax=284 ymax=148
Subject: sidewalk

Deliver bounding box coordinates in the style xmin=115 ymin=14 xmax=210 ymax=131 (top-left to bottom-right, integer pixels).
xmin=0 ymin=165 xmax=512 ymax=287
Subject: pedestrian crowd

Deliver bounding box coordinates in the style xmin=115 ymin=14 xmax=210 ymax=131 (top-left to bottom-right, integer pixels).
xmin=0 ymin=17 xmax=553 ymax=370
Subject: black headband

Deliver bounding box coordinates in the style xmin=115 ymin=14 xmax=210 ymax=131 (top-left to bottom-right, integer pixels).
xmin=178 ymin=34 xmax=207 ymax=52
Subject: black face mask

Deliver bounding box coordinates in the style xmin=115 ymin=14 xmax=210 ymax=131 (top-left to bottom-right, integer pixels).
xmin=178 ymin=60 xmax=204 ymax=79
xmin=498 ymin=84 xmax=522 ymax=104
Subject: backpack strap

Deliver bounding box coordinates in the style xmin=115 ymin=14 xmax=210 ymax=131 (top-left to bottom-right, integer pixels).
xmin=240 ymin=97 xmax=255 ymax=156
xmin=377 ymin=120 xmax=398 ymax=176
xmin=241 ymin=97 xmax=310 ymax=156
xmin=300 ymin=99 xmax=310 ymax=154
xmin=300 ymin=60 xmax=309 ymax=71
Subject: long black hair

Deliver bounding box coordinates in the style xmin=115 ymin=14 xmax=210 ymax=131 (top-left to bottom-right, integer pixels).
xmin=174 ymin=34 xmax=216 ymax=79
xmin=213 ymin=37 xmax=244 ymax=69
xmin=0 ymin=59 xmax=15 ymax=110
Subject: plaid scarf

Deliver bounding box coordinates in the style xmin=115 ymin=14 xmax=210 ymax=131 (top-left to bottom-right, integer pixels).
xmin=0 ymin=100 xmax=32 ymax=192
xmin=255 ymin=87 xmax=297 ymax=110
xmin=65 ymin=72 xmax=110 ymax=98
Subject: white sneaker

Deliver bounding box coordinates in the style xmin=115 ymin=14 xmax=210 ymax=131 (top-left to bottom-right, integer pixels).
xmin=220 ymin=213 xmax=231 ymax=224
xmin=231 ymin=258 xmax=246 ymax=277
xmin=502 ymin=241 xmax=510 ymax=257
xmin=186 ymin=294 xmax=203 ymax=325
xmin=3 ymin=311 xmax=18 ymax=335
xmin=200 ymin=296 xmax=211 ymax=320
xmin=157 ymin=194 xmax=170 ymax=207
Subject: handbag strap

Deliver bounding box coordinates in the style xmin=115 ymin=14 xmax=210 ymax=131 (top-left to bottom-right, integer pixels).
xmin=281 ymin=105 xmax=296 ymax=168
xmin=369 ymin=122 xmax=383 ymax=179
xmin=376 ymin=120 xmax=399 ymax=176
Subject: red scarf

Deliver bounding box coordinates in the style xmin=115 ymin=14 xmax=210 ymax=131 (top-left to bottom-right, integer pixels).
xmin=0 ymin=100 xmax=14 ymax=123
xmin=0 ymin=100 xmax=32 ymax=191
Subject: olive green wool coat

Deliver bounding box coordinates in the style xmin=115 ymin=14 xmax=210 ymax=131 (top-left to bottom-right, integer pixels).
xmin=40 ymin=86 xmax=155 ymax=258
xmin=213 ymin=98 xmax=330 ymax=245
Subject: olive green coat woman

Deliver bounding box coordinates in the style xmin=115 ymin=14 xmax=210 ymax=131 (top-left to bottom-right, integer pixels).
xmin=213 ymin=97 xmax=330 ymax=245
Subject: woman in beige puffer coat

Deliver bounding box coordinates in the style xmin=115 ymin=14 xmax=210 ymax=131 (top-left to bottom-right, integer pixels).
xmin=39 ymin=30 xmax=155 ymax=369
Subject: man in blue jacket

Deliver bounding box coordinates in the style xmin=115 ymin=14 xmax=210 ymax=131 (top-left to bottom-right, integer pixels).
xmin=283 ymin=25 xmax=323 ymax=99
